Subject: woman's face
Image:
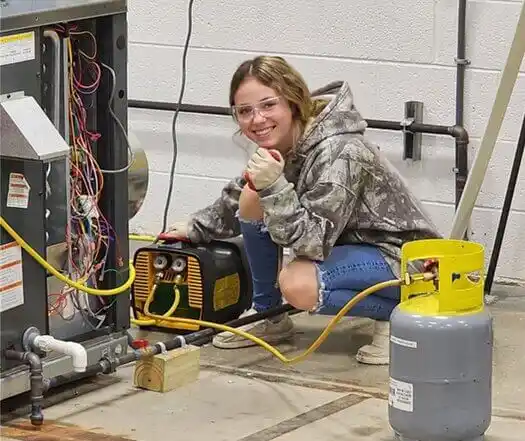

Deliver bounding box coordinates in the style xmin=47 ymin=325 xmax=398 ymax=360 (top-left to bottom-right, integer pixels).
xmin=233 ymin=77 xmax=295 ymax=154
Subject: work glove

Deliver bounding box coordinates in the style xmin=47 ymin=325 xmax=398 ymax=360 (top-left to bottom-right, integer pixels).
xmin=243 ymin=148 xmax=284 ymax=191
xmin=163 ymin=220 xmax=190 ymax=240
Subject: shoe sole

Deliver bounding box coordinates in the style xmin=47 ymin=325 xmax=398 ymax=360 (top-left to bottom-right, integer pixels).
xmin=355 ymin=353 xmax=389 ymax=365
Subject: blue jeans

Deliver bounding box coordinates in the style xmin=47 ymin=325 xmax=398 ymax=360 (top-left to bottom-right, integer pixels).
xmin=239 ymin=219 xmax=401 ymax=321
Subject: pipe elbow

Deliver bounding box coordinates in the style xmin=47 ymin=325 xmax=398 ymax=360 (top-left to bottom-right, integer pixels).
xmin=33 ymin=336 xmax=87 ymax=373
xmin=25 ymin=351 xmax=43 ymax=372
xmin=449 ymin=124 xmax=469 ymax=144
xmin=65 ymin=341 xmax=88 ymax=373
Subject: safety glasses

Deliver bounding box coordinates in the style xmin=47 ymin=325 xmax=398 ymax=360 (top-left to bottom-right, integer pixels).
xmin=231 ymin=96 xmax=282 ymax=123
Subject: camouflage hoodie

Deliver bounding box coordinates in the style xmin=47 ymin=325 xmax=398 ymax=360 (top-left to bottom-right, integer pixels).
xmin=187 ymin=81 xmax=441 ymax=277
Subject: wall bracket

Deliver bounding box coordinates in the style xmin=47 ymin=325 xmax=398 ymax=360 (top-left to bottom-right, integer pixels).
xmin=403 ymin=101 xmax=424 ymax=161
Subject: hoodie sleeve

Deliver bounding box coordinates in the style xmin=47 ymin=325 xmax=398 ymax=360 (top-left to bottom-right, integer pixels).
xmin=187 ymin=175 xmax=245 ymax=243
xmin=257 ymin=146 xmax=367 ymax=261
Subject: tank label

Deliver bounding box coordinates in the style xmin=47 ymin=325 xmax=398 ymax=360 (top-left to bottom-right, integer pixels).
xmin=391 ymin=335 xmax=417 ymax=349
xmin=389 ymin=377 xmax=414 ymax=412
xmin=0 ymin=241 xmax=24 ymax=312
xmin=0 ymin=31 xmax=35 ymax=66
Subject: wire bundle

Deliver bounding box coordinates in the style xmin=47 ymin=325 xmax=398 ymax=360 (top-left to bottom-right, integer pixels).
xmin=48 ymin=24 xmax=122 ymax=325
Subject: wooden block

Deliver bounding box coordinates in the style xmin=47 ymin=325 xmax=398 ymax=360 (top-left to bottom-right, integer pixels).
xmin=133 ymin=345 xmax=200 ymax=393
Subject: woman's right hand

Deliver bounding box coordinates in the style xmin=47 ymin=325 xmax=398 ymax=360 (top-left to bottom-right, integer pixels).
xmin=163 ymin=220 xmax=190 ymax=240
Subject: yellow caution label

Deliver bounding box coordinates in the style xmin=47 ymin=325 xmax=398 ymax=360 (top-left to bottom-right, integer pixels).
xmin=213 ymin=273 xmax=240 ymax=310
xmin=0 ymin=31 xmax=35 ymax=67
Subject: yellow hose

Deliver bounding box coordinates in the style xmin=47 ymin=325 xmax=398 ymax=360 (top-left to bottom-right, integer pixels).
xmin=2 ymin=215 xmax=430 ymax=365
xmin=164 ymin=285 xmax=181 ymax=316
xmin=132 ymin=276 xmax=405 ymax=364
xmin=0 ymin=216 xmax=134 ymax=296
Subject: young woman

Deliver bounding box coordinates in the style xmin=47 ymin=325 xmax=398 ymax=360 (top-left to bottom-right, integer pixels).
xmin=166 ymin=56 xmax=441 ymax=365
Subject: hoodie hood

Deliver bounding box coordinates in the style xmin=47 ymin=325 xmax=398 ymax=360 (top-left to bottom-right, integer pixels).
xmin=295 ymin=81 xmax=368 ymax=157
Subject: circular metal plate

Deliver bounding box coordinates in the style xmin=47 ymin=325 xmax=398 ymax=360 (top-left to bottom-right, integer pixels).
xmin=127 ymin=130 xmax=149 ymax=220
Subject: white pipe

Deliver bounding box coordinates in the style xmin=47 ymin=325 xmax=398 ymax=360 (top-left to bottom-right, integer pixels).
xmin=32 ymin=335 xmax=87 ymax=373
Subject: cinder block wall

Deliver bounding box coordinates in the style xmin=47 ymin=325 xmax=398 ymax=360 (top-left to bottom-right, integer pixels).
xmin=127 ymin=0 xmax=525 ymax=284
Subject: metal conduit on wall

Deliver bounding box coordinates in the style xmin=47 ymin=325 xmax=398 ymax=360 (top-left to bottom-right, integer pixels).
xmin=127 ymin=99 xmax=470 ymax=202
xmin=455 ymin=0 xmax=469 ymax=209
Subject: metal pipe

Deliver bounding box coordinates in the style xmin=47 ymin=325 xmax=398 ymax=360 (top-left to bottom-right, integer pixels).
xmin=484 ymin=112 xmax=525 ymax=295
xmin=455 ymin=0 xmax=469 ymax=209
xmin=44 ymin=362 xmax=109 ymax=391
xmin=128 ymin=99 xmax=470 ymax=211
xmin=129 ymin=100 xmax=231 ymax=116
xmin=128 ymin=100 xmax=468 ymax=140
xmin=4 ymin=350 xmax=44 ymax=426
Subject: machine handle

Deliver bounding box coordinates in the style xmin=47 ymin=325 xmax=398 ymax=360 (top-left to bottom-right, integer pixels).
xmin=157 ymin=233 xmax=191 ymax=243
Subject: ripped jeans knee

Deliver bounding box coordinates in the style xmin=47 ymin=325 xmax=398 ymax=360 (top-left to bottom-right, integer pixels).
xmin=311 ymin=244 xmax=401 ymax=321
xmin=236 ymin=209 xmax=401 ymax=321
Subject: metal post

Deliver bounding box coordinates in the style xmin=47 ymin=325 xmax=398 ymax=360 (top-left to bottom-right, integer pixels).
xmin=484 ymin=112 xmax=525 ymax=295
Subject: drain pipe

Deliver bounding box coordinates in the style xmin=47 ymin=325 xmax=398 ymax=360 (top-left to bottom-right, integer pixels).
xmin=23 ymin=327 xmax=88 ymax=373
xmin=4 ymin=349 xmax=44 ymax=426
xmin=455 ymin=0 xmax=469 ymax=210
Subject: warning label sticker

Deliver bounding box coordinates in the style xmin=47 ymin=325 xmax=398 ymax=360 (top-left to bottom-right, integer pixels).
xmin=6 ymin=173 xmax=30 ymax=209
xmin=0 ymin=31 xmax=35 ymax=66
xmin=390 ymin=335 xmax=418 ymax=349
xmin=389 ymin=377 xmax=414 ymax=412
xmin=0 ymin=241 xmax=24 ymax=313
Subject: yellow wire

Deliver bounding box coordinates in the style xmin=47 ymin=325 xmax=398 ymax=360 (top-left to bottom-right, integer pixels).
xmin=0 ymin=216 xmax=134 ymax=296
xmin=133 ymin=276 xmax=403 ymax=364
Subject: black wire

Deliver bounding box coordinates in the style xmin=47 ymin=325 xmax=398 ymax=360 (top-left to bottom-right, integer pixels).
xmin=159 ymin=0 xmax=196 ymax=236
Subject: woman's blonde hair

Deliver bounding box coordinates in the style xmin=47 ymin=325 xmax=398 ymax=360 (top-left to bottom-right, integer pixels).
xmin=229 ymin=56 xmax=327 ymax=138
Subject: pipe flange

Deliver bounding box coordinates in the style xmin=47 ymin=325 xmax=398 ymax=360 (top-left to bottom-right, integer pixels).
xmin=454 ymin=57 xmax=471 ymax=65
xmin=22 ymin=327 xmax=41 ymax=352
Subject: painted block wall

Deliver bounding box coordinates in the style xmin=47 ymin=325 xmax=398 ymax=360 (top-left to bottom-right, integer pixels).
xmin=126 ymin=0 xmax=525 ymax=284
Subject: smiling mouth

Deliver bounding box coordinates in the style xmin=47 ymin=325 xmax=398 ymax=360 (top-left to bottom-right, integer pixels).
xmin=253 ymin=126 xmax=275 ymax=137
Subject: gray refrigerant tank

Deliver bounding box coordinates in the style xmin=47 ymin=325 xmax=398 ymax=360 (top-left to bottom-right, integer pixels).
xmin=388 ymin=239 xmax=493 ymax=441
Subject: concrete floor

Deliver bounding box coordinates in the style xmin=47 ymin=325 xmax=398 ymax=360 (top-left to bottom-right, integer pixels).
xmin=1 ymin=283 xmax=524 ymax=441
